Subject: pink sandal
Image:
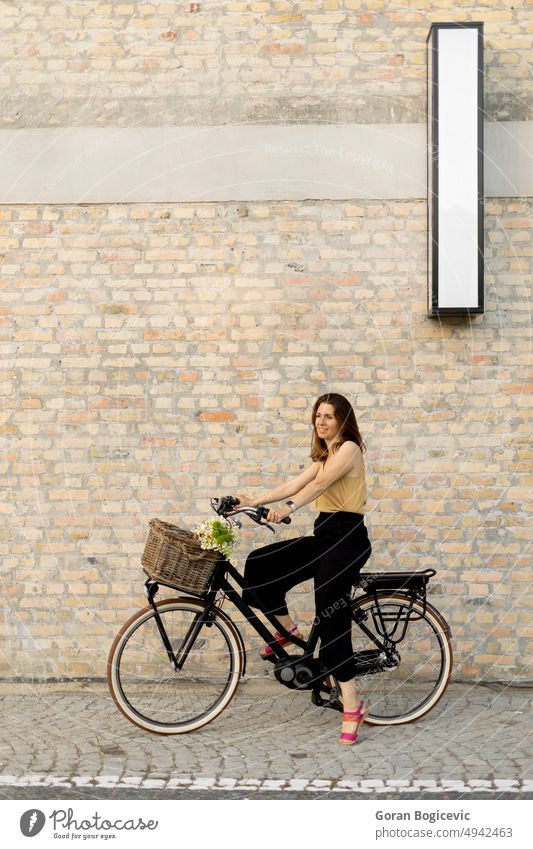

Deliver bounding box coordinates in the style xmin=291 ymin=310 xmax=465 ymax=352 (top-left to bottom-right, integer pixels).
xmin=339 ymin=699 xmax=368 ymax=745
xmin=260 ymin=625 xmax=301 ymax=660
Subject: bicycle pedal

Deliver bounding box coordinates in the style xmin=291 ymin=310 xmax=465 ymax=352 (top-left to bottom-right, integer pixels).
xmin=311 ymin=689 xmax=343 ymax=713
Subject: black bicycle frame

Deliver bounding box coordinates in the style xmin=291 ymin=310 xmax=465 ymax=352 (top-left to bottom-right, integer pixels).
xmin=208 ymin=560 xmax=319 ymax=662
xmin=145 ymin=557 xmax=397 ymax=672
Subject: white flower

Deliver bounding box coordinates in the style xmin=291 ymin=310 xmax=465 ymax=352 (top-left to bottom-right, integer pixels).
xmin=192 ymin=519 xmax=239 ymax=558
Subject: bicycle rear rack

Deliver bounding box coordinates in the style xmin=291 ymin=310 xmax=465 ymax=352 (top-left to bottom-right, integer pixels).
xmin=356 ymin=569 xmax=436 ymax=645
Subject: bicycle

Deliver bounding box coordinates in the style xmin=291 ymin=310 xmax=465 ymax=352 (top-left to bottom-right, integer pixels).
xmin=108 ymin=496 xmax=453 ymax=734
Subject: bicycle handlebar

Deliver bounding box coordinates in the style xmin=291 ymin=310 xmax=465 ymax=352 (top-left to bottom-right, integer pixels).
xmin=210 ymin=496 xmax=291 ymax=531
xmin=254 ymin=505 xmax=292 ymax=525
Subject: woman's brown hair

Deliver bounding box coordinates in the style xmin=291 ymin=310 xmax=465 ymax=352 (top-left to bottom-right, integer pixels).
xmin=310 ymin=393 xmax=367 ymax=462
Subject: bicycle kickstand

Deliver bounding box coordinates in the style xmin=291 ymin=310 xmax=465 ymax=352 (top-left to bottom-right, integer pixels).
xmin=311 ymin=677 xmax=343 ymax=714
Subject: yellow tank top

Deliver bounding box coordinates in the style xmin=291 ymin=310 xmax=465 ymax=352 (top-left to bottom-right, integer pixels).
xmin=315 ymin=450 xmax=368 ymax=514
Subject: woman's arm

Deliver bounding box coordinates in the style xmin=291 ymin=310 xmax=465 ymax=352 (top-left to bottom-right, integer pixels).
xmin=278 ymin=442 xmax=361 ymax=513
xmin=236 ymin=461 xmax=321 ymax=507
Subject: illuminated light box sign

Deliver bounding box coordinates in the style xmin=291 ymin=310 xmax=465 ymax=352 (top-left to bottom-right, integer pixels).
xmin=427 ymin=22 xmax=484 ymax=316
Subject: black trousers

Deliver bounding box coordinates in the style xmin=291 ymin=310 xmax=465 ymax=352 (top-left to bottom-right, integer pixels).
xmin=243 ymin=511 xmax=372 ymax=682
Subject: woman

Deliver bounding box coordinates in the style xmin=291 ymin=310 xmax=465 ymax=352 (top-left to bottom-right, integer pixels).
xmin=236 ymin=392 xmax=372 ymax=745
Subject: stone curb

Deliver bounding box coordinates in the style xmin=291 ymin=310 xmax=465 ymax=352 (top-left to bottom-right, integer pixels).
xmin=1 ymin=774 xmax=531 ymax=795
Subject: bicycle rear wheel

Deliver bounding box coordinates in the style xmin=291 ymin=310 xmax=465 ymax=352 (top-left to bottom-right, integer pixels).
xmin=351 ymin=592 xmax=452 ymax=725
xmin=108 ymin=597 xmax=243 ymax=734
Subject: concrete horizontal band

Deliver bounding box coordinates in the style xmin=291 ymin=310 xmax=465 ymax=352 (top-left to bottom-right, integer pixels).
xmin=4 ymin=93 xmax=531 ymax=129
xmin=0 ymin=122 xmax=530 ymax=203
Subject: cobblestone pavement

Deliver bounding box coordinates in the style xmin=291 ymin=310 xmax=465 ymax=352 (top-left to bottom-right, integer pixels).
xmin=0 ymin=679 xmax=531 ymax=799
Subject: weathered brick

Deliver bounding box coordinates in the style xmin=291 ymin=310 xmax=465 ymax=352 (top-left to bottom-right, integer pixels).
xmin=0 ymin=2 xmax=531 ymax=682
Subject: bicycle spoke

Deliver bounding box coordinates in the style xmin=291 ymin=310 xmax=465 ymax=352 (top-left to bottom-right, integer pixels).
xmin=112 ymin=603 xmax=238 ymax=729
xmin=352 ymin=595 xmax=451 ymax=723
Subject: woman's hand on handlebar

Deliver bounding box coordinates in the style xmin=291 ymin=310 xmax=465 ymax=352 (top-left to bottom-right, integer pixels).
xmin=266 ymin=504 xmax=293 ymax=524
xmin=234 ymin=492 xmax=255 ymax=508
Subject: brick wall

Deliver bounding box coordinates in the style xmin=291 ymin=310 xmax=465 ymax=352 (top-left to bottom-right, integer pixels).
xmin=1 ymin=198 xmax=531 ymax=681
xmin=1 ymin=0 xmax=531 ymax=684
xmin=0 ymin=0 xmax=530 ymax=126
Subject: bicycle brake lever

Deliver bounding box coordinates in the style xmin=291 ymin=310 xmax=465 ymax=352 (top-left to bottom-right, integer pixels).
xmin=211 ymin=499 xmax=281 ymax=534
xmin=256 ymin=505 xmax=291 ymax=529
xmin=257 ymin=507 xmax=291 ymax=525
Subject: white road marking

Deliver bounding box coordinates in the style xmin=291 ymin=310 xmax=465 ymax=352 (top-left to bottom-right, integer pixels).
xmin=0 ymin=774 xmax=530 ymax=793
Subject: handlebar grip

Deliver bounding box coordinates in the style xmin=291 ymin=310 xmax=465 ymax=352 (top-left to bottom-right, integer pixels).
xmin=257 ymin=505 xmax=291 ymax=525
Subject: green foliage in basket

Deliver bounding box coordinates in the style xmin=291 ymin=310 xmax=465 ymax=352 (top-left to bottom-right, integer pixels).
xmin=193 ymin=519 xmax=239 ymax=558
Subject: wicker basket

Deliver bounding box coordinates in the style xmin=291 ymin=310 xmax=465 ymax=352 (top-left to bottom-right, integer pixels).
xmin=141 ymin=518 xmax=221 ymax=595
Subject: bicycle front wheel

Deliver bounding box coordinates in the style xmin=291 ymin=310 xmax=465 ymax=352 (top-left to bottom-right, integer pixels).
xmin=351 ymin=592 xmax=452 ymax=725
xmin=108 ymin=597 xmax=243 ymax=734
